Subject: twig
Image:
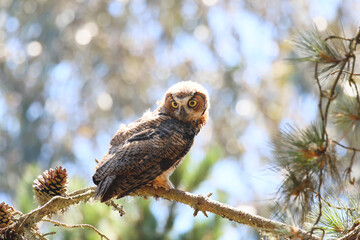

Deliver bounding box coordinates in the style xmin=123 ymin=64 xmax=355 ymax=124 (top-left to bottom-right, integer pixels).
xmin=347 ymin=54 xmax=360 ymax=104
xmin=106 ymin=200 xmax=126 ymax=216
xmin=345 ymin=27 xmax=360 ymax=104
xmin=315 ymin=63 xmax=325 ymax=126
xmin=323 ymin=61 xmax=346 ymax=132
xmin=346 ymin=150 xmax=357 ymax=185
xmin=309 ymin=61 xmax=327 ymax=234
xmin=42 ymin=232 xmax=56 ymax=237
xmin=351 ymin=80 xmax=360 ymax=105
xmin=348 ymin=27 xmax=360 ymax=52
xmin=330 ymin=70 xmax=360 ymax=76
xmin=42 ymin=218 xmax=110 ymax=240
xmin=311 ymin=168 xmax=324 ymax=234
xmin=332 ymin=140 xmax=360 ymax=152
xmin=332 ymin=140 xmax=359 ymax=184
xmin=325 ymin=36 xmax=353 ymax=42
xmin=310 ymin=227 xmax=325 ymax=240
xmin=306 ymin=188 xmax=357 ymax=212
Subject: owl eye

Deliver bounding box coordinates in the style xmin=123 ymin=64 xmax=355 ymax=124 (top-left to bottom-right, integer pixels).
xmin=171 ymin=101 xmax=179 ymax=109
xmin=188 ymin=99 xmax=198 ymax=108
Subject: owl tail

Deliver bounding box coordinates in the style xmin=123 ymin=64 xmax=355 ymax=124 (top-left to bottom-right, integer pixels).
xmin=94 ymin=175 xmax=117 ymax=202
xmin=94 ymin=175 xmax=138 ymax=202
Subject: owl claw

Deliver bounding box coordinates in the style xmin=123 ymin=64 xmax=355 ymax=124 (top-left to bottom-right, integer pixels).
xmin=150 ymin=176 xmax=174 ymax=190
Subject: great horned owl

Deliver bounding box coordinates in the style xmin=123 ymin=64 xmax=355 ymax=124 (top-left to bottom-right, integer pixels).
xmin=93 ymin=81 xmax=209 ymax=202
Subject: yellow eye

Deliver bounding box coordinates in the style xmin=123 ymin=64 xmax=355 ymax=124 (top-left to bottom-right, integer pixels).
xmin=171 ymin=101 xmax=179 ymax=109
xmin=188 ymin=99 xmax=198 ymax=108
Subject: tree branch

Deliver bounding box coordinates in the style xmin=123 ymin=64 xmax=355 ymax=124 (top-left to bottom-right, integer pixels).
xmin=136 ymin=187 xmax=320 ymax=239
xmin=15 ymin=190 xmax=92 ymax=233
xmin=338 ymin=224 xmax=360 ymax=240
xmin=11 ymin=186 xmax=320 ymax=239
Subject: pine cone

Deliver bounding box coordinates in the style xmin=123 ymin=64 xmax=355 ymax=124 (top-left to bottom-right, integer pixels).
xmin=0 ymin=227 xmax=19 ymax=240
xmin=0 ymin=202 xmax=15 ymax=229
xmin=33 ymin=166 xmax=68 ymax=205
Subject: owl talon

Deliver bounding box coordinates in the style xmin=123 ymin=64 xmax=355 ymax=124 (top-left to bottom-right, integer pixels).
xmin=152 ymin=181 xmax=173 ymax=190
xmin=151 ymin=176 xmax=174 ymax=190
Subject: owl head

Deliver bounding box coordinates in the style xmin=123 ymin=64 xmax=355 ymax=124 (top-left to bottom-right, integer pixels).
xmin=159 ymin=81 xmax=210 ymax=126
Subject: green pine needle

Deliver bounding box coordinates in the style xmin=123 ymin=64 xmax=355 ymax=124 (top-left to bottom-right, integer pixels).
xmin=273 ymin=123 xmax=340 ymax=217
xmin=289 ymin=27 xmax=348 ymax=81
xmin=291 ymin=28 xmax=344 ymax=65
xmin=274 ymin=123 xmax=327 ymax=172
xmin=332 ymin=96 xmax=360 ymax=147
xmin=305 ymin=194 xmax=360 ymax=238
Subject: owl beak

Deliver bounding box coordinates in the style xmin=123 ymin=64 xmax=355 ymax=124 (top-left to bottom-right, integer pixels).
xmin=179 ymin=107 xmax=187 ymax=118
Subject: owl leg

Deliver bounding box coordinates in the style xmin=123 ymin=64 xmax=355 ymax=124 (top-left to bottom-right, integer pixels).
xmin=150 ymin=174 xmax=174 ymax=190
xmin=150 ymin=166 xmax=176 ymax=190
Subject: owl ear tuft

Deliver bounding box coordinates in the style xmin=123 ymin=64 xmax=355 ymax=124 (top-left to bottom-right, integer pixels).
xmin=157 ymin=93 xmax=169 ymax=107
xmin=194 ymin=91 xmax=209 ymax=114
xmin=158 ymin=93 xmax=174 ymax=115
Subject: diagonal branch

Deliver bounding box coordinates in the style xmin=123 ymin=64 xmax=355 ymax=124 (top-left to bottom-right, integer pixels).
xmin=11 ymin=186 xmax=320 ymax=240
xmin=338 ymin=224 xmax=360 ymax=240
xmin=135 ymin=187 xmax=320 ymax=239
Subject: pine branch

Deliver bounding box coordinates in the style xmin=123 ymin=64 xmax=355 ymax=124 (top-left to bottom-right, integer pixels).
xmin=136 ymin=187 xmax=319 ymax=239
xmin=8 ymin=186 xmax=320 ymax=240
xmin=338 ymin=224 xmax=360 ymax=240
xmin=291 ymin=28 xmax=344 ymax=64
xmin=15 ymin=190 xmax=92 ymax=231
xmin=273 ymin=27 xmax=360 ymax=233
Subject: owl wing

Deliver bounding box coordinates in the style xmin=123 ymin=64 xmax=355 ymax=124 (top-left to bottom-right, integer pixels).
xmin=95 ymin=112 xmax=163 ymax=167
xmin=92 ymin=118 xmax=196 ymax=202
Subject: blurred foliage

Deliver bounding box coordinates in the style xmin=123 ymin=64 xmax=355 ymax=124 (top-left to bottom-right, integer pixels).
xmin=332 ymin=95 xmax=360 ymax=147
xmin=1 ymin=0 xmax=360 ymax=239
xmin=179 ymin=146 xmax=222 ymax=192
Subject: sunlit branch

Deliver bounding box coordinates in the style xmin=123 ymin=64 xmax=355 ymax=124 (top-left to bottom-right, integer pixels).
xmin=11 ymin=186 xmax=320 ymax=240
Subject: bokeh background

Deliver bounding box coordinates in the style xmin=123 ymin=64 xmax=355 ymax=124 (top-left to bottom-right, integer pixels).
xmin=1 ymin=0 xmax=360 ymax=239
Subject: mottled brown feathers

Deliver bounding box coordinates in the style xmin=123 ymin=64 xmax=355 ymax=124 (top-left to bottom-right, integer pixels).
xmin=93 ymin=81 xmax=209 ymax=202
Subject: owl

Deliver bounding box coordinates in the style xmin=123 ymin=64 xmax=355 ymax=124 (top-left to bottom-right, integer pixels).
xmin=92 ymin=81 xmax=209 ymax=202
